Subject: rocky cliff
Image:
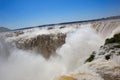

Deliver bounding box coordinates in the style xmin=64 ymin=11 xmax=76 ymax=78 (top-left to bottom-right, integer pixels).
xmin=55 ymin=32 xmax=120 ymax=80
xmin=16 ymin=33 xmax=66 ymax=58
xmin=1 ymin=16 xmax=120 ymax=58
xmin=1 ymin=16 xmax=120 ymax=80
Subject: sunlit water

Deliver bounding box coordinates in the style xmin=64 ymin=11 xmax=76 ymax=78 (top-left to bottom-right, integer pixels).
xmin=0 ymin=25 xmax=105 ymax=80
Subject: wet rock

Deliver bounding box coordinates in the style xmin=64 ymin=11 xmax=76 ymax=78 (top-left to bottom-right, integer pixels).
xmin=88 ymin=60 xmax=120 ymax=80
xmin=105 ymin=54 xmax=111 ymax=60
xmin=85 ymin=51 xmax=96 ymax=63
xmin=90 ymin=33 xmax=120 ymax=61
xmin=86 ymin=33 xmax=120 ymax=80
xmin=48 ymin=27 xmax=54 ymax=30
xmin=16 ymin=33 xmax=66 ymax=58
xmin=14 ymin=31 xmax=24 ymax=36
xmin=105 ymin=33 xmax=120 ymax=45
xmin=60 ymin=26 xmax=66 ymax=29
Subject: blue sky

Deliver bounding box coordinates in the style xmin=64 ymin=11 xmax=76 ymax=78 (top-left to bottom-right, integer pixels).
xmin=0 ymin=0 xmax=120 ymax=29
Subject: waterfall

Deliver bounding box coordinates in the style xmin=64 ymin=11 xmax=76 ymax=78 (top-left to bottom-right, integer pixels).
xmin=0 ymin=18 xmax=120 ymax=80
xmin=0 ymin=24 xmax=104 ymax=80
xmin=92 ymin=19 xmax=120 ymax=38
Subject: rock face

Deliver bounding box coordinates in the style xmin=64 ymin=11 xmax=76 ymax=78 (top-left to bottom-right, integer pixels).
xmin=86 ymin=33 xmax=120 ymax=80
xmin=56 ymin=33 xmax=120 ymax=80
xmin=0 ymin=16 xmax=120 ymax=80
xmin=1 ymin=16 xmax=120 ymax=59
xmin=96 ymin=33 xmax=120 ymax=80
xmin=87 ymin=60 xmax=120 ymax=80
xmin=15 ymin=19 xmax=120 ymax=58
xmin=105 ymin=33 xmax=120 ymax=45
xmin=16 ymin=33 xmax=66 ymax=58
xmin=4 ymin=23 xmax=80 ymax=58
xmin=95 ymin=33 xmax=120 ymax=61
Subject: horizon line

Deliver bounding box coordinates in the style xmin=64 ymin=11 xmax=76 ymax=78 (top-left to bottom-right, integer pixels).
xmin=13 ymin=15 xmax=120 ymax=31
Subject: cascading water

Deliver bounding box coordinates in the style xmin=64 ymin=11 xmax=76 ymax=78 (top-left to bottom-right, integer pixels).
xmin=92 ymin=19 xmax=120 ymax=38
xmin=0 ymin=22 xmax=120 ymax=80
xmin=0 ymin=24 xmax=104 ymax=80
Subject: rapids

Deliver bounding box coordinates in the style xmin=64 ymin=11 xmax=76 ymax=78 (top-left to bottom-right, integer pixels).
xmin=0 ymin=22 xmax=120 ymax=80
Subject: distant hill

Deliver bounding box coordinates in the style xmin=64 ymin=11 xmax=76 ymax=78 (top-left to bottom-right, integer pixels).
xmin=0 ymin=27 xmax=10 ymax=32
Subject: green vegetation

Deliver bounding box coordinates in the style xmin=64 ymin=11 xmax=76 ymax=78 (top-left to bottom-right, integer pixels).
xmin=85 ymin=52 xmax=96 ymax=63
xmin=105 ymin=33 xmax=120 ymax=45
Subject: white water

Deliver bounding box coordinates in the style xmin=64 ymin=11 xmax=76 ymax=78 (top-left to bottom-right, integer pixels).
xmin=0 ymin=25 xmax=104 ymax=80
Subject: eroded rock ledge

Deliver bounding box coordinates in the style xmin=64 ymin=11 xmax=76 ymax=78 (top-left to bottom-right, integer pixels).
xmin=56 ymin=33 xmax=120 ymax=80
xmin=16 ymin=33 xmax=66 ymax=58
xmin=85 ymin=33 xmax=120 ymax=80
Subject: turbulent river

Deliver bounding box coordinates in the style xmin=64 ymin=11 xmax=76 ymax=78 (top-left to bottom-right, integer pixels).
xmin=0 ymin=22 xmax=120 ymax=80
